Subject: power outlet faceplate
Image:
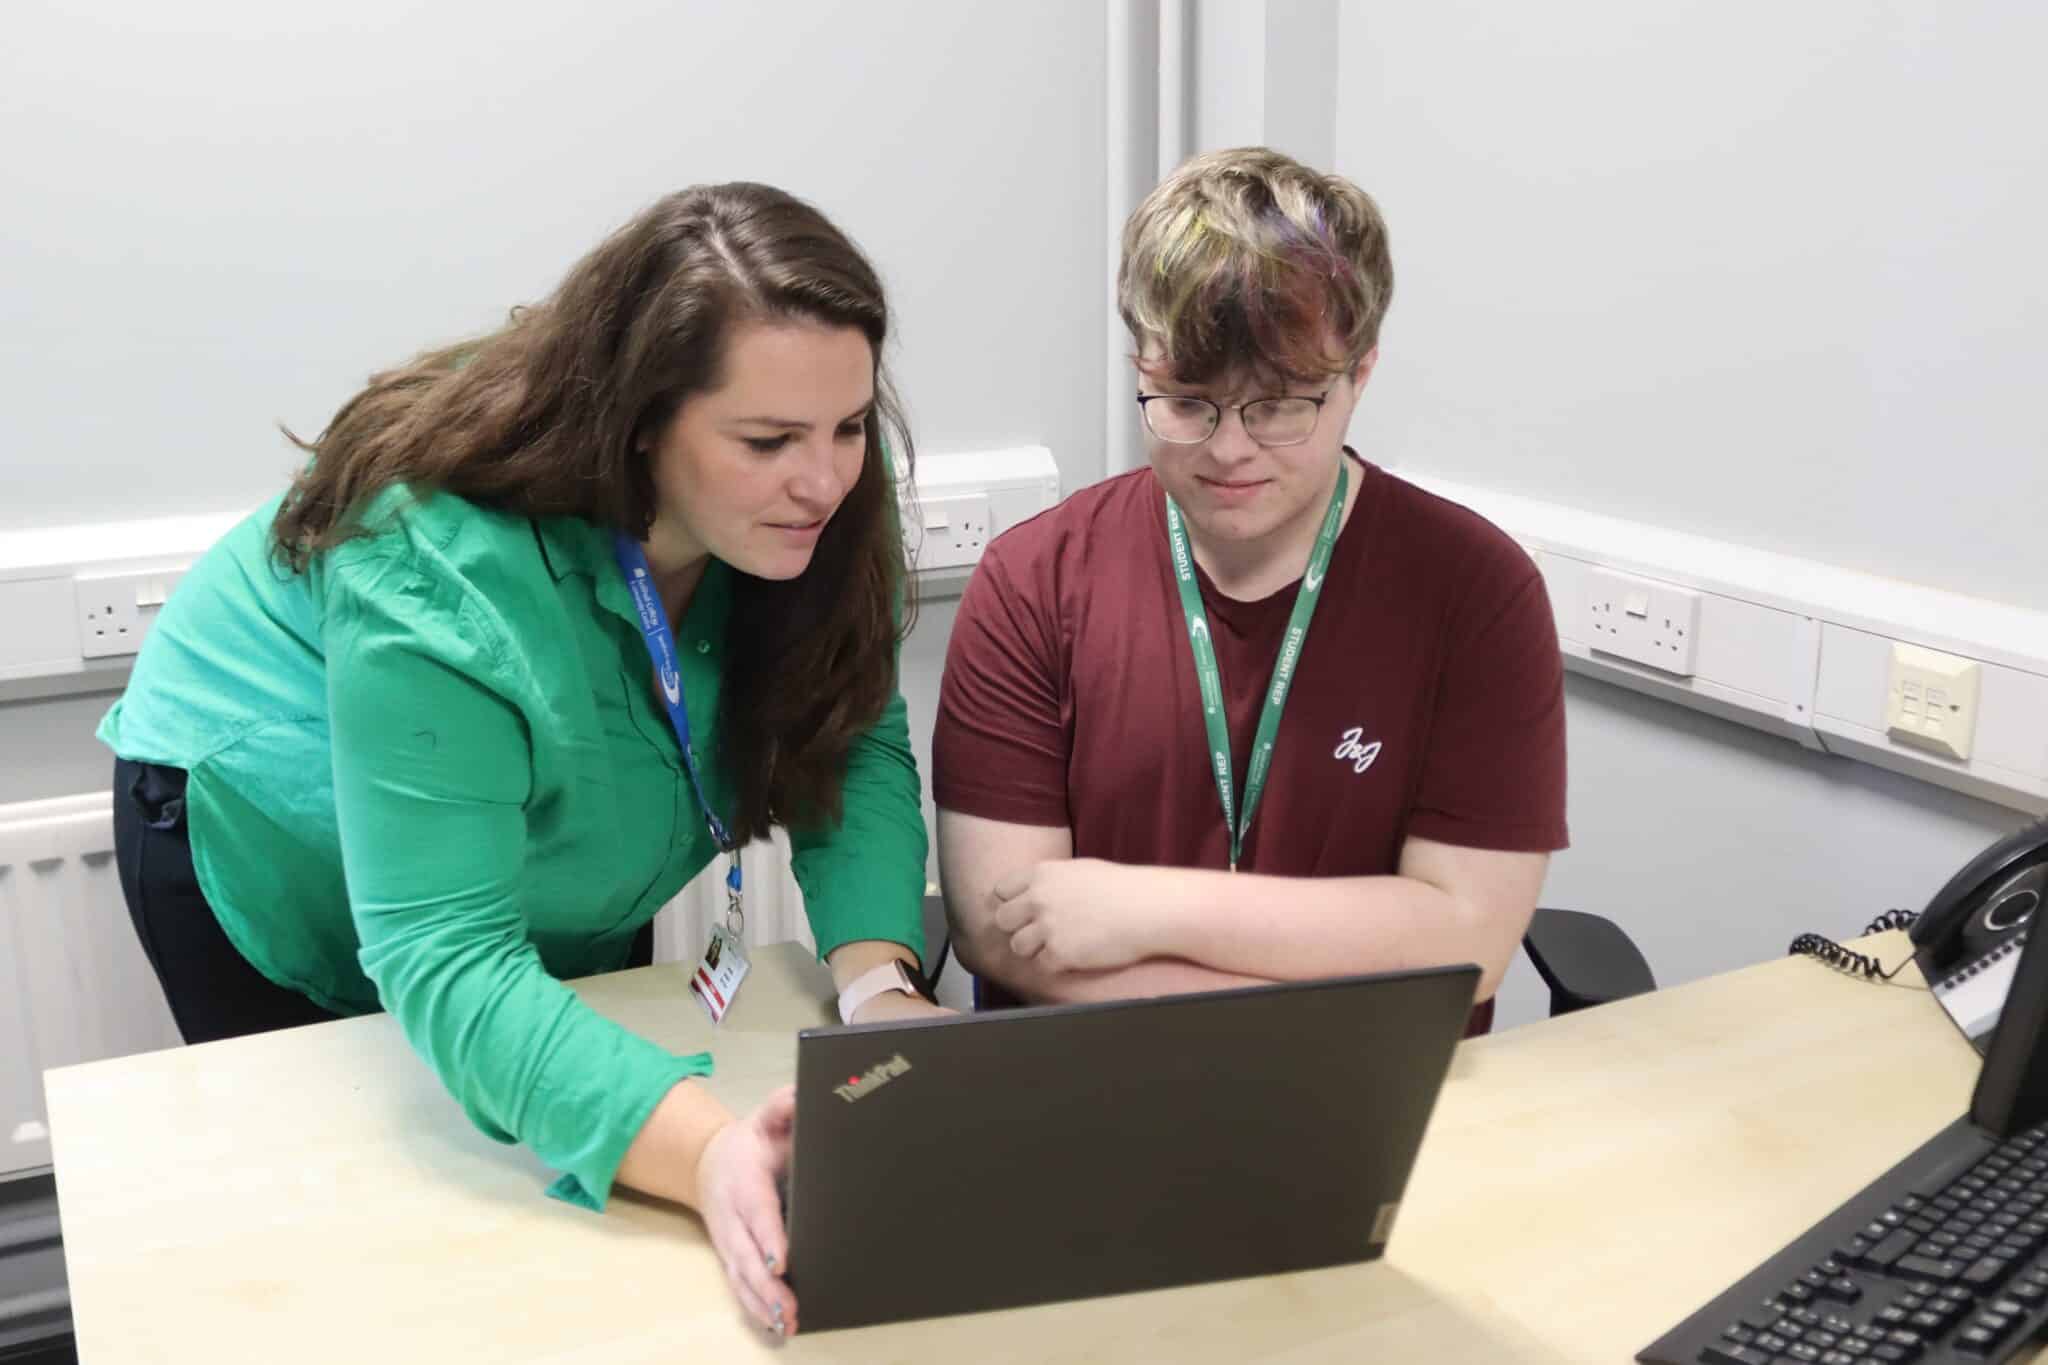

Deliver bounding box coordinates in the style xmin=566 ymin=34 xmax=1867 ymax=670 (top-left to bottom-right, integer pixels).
xmin=74 ymin=567 xmax=185 ymax=660
xmin=1586 ymin=568 xmax=1702 ymax=677
xmin=915 ymin=493 xmax=991 ymax=573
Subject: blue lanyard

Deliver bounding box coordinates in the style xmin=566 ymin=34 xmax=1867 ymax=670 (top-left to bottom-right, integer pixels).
xmin=612 ymin=535 xmax=743 ymax=924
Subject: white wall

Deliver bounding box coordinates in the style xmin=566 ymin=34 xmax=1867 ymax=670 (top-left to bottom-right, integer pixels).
xmin=1336 ymin=1 xmax=2048 ymax=610
xmin=0 ymin=1 xmax=1108 ymax=818
xmin=1332 ymin=3 xmax=2042 ymax=1025
xmin=9 ymin=0 xmax=2040 ymax=1036
xmin=1190 ymin=0 xmax=1338 ymax=170
xmin=2 ymin=0 xmax=1108 ymax=532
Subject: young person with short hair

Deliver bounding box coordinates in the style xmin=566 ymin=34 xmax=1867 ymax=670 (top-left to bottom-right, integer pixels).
xmin=934 ymin=147 xmax=1568 ymax=1030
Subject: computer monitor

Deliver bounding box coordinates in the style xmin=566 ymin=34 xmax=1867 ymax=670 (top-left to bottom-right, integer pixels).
xmin=1972 ymin=898 xmax=2048 ymax=1138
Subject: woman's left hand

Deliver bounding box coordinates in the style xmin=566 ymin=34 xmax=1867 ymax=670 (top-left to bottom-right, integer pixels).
xmin=851 ymin=991 xmax=955 ymax=1024
xmin=826 ymin=940 xmax=956 ymax=1022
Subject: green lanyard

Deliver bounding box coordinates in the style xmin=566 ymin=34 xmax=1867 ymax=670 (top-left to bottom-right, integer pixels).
xmin=1164 ymin=460 xmax=1348 ymax=872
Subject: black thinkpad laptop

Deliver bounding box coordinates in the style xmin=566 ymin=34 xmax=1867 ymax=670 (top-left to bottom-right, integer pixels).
xmin=782 ymin=964 xmax=1480 ymax=1332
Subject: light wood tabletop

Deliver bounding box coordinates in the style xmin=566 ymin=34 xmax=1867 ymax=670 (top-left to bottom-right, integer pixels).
xmin=44 ymin=932 xmax=2032 ymax=1363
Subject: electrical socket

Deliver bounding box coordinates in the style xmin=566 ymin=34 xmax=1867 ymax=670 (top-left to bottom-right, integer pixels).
xmin=915 ymin=493 xmax=991 ymax=573
xmin=903 ymin=446 xmax=1058 ymax=581
xmin=1586 ymin=567 xmax=1701 ymax=677
xmin=74 ymin=567 xmax=185 ymax=660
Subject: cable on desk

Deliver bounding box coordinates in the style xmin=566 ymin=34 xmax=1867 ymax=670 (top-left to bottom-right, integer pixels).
xmin=1788 ymin=908 xmax=1921 ymax=981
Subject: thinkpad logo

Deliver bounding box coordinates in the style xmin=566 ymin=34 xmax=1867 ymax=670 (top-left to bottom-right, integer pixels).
xmin=835 ymin=1053 xmax=912 ymax=1103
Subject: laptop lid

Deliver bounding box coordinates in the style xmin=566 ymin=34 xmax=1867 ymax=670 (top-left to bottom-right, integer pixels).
xmin=784 ymin=963 xmax=1480 ymax=1332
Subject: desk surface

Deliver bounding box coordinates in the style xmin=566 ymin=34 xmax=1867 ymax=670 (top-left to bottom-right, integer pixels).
xmin=45 ymin=934 xmax=2036 ymax=1363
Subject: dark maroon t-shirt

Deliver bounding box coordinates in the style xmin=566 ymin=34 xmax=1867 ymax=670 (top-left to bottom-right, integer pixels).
xmin=932 ymin=452 xmax=1569 ymax=1028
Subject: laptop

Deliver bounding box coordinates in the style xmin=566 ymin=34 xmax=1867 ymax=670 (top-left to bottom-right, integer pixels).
xmin=782 ymin=963 xmax=1480 ymax=1332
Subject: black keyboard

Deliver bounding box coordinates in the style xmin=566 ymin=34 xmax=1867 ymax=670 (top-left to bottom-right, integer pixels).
xmin=1641 ymin=1115 xmax=2048 ymax=1364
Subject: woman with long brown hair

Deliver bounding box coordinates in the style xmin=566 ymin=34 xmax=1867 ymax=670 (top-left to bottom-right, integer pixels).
xmin=97 ymin=182 xmax=942 ymax=1335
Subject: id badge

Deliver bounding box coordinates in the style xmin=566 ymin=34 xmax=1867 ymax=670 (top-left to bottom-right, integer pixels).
xmin=690 ymin=925 xmax=750 ymax=1023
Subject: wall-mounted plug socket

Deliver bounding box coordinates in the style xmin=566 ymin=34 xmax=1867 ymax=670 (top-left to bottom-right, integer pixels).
xmin=74 ymin=567 xmax=186 ymax=660
xmin=915 ymin=493 xmax=992 ymax=573
xmin=1586 ymin=567 xmax=1702 ymax=677
xmin=903 ymin=446 xmax=1057 ymax=585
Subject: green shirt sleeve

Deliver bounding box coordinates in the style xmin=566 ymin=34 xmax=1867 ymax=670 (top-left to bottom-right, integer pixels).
xmin=322 ymin=551 xmax=709 ymax=1211
xmin=787 ymin=681 xmax=931 ymax=967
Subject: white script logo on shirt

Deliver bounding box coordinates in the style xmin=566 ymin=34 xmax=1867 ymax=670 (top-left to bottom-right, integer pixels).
xmin=1334 ymin=727 xmax=1383 ymax=774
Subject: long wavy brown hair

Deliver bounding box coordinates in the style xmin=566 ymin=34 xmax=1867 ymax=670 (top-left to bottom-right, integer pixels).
xmin=273 ymin=183 xmax=915 ymax=843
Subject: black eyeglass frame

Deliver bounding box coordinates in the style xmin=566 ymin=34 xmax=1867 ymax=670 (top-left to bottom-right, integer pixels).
xmin=1132 ymin=384 xmax=1337 ymax=447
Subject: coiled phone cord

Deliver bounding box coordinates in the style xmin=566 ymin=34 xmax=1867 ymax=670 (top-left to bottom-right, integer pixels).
xmin=1788 ymin=908 xmax=1923 ymax=981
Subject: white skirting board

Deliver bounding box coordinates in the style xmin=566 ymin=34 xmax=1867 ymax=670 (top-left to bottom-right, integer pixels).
xmin=0 ymin=445 xmax=1059 ymax=703
xmin=1401 ymin=471 xmax=2048 ymax=816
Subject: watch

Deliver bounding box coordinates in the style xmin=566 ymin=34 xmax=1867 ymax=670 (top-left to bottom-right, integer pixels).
xmin=837 ymin=960 xmax=930 ymax=1025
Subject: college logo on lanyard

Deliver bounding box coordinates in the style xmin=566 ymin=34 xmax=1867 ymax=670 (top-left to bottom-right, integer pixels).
xmin=613 ymin=535 xmax=750 ymax=1021
xmin=1164 ymin=461 xmax=1348 ymax=872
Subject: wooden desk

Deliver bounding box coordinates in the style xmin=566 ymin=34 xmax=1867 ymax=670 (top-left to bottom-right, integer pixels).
xmin=45 ymin=934 xmax=2032 ymax=1363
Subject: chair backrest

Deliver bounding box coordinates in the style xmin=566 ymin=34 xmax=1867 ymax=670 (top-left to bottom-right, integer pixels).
xmin=921 ymin=892 xmax=951 ymax=982
xmin=1522 ymin=907 xmax=1656 ymax=1016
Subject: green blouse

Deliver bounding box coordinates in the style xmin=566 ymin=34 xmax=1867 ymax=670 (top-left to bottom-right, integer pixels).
xmin=99 ymin=488 xmax=927 ymax=1208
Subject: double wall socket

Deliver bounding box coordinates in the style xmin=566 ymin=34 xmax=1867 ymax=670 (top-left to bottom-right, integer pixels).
xmin=1586 ymin=567 xmax=1702 ymax=677
xmin=74 ymin=566 xmax=185 ymax=660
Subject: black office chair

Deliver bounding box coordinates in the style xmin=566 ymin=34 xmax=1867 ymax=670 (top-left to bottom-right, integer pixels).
xmin=1522 ymin=906 xmax=1656 ymax=1016
xmin=922 ymin=895 xmax=1655 ymax=1019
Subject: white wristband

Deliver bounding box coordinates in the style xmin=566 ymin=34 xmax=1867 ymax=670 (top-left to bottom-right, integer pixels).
xmin=837 ymin=961 xmax=920 ymax=1026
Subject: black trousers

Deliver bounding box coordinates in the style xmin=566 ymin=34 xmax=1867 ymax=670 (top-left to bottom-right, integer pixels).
xmin=112 ymin=758 xmax=654 ymax=1045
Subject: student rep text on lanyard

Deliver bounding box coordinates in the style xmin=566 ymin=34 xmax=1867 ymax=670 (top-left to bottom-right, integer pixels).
xmin=1164 ymin=460 xmax=1347 ymax=872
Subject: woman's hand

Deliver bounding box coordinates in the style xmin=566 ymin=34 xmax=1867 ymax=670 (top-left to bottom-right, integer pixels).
xmin=850 ymin=991 xmax=955 ymax=1024
xmin=694 ymin=1087 xmax=800 ymax=1336
xmin=826 ymin=940 xmax=956 ymax=1024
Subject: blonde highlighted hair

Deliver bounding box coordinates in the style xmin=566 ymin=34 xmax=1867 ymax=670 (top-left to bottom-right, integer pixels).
xmin=1117 ymin=146 xmax=1393 ymax=385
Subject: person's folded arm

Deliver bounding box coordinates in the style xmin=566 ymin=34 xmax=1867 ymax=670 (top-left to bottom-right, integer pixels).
xmin=983 ymin=837 xmax=1546 ymax=1003
xmin=937 ymin=809 xmax=1275 ymax=1003
xmin=326 ymin=555 xmax=714 ymax=1212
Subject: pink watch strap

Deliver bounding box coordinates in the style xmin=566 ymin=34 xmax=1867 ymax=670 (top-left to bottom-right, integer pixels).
xmin=837 ymin=961 xmax=917 ymax=1025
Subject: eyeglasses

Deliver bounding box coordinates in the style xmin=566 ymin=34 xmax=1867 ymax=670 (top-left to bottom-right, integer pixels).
xmin=1134 ymin=385 xmax=1335 ymax=447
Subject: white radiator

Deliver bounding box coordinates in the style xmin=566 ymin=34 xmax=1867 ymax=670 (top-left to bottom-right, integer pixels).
xmin=0 ymin=796 xmax=835 ymax=1177
xmin=651 ymin=828 xmax=814 ymax=966
xmin=0 ymin=793 xmax=180 ymax=1176
xmin=655 ymin=839 xmax=963 ymax=1008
